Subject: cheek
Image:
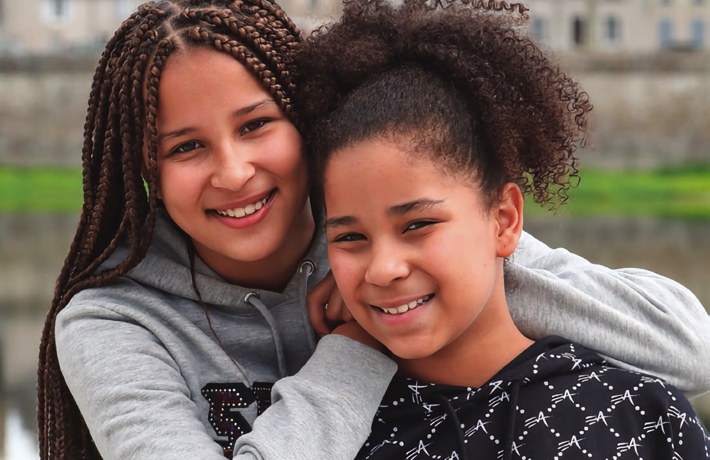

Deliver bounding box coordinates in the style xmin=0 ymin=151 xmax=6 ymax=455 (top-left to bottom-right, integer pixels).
xmin=329 ymin=251 xmax=372 ymax=326
xmin=271 ymin=128 xmax=306 ymax=181
xmin=157 ymin=164 xmax=199 ymax=206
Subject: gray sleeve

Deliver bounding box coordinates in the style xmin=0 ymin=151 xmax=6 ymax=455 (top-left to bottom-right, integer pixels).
xmin=55 ymin=304 xmax=229 ymax=460
xmin=233 ymin=334 xmax=397 ymax=460
xmin=507 ymin=230 xmax=710 ymax=397
xmin=57 ymin=302 xmax=396 ymax=460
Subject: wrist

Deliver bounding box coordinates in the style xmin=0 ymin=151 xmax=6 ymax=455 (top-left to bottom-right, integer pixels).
xmin=333 ymin=322 xmax=386 ymax=353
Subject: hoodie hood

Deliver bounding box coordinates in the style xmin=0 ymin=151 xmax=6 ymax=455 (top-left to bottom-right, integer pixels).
xmin=103 ymin=208 xmax=329 ymax=311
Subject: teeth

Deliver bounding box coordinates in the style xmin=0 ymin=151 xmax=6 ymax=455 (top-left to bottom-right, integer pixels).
xmin=379 ymin=295 xmax=432 ymax=315
xmin=216 ymin=197 xmax=268 ymax=219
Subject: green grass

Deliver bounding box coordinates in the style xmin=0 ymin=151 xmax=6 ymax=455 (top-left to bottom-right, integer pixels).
xmin=0 ymin=167 xmax=83 ymax=213
xmin=526 ymin=165 xmax=710 ymax=221
xmin=2 ymin=165 xmax=710 ymax=219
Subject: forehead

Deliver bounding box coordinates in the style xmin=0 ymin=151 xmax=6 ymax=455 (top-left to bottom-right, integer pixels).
xmin=325 ymin=136 xmax=476 ymax=189
xmin=160 ymin=47 xmax=257 ymax=88
xmin=155 ymin=47 xmax=275 ymax=121
xmin=327 ymin=138 xmax=424 ymax=178
xmin=324 ymin=138 xmax=470 ymax=206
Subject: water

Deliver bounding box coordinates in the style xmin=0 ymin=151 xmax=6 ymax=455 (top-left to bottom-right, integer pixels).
xmin=1 ymin=213 xmax=708 ymax=458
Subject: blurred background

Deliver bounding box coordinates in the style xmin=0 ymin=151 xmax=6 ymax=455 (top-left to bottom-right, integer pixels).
xmin=0 ymin=0 xmax=709 ymax=458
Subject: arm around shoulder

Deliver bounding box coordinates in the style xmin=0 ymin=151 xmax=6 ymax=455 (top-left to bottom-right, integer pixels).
xmin=233 ymin=334 xmax=397 ymax=460
xmin=508 ymin=231 xmax=710 ymax=397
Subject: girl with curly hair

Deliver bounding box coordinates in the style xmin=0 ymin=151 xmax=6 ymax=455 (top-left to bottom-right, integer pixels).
xmin=38 ymin=0 xmax=708 ymax=458
xmin=296 ymin=0 xmax=710 ymax=458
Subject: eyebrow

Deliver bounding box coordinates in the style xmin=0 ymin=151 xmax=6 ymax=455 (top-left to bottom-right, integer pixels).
xmin=156 ymin=99 xmax=275 ymax=143
xmin=389 ymin=198 xmax=445 ymax=216
xmin=325 ymin=198 xmax=445 ymax=229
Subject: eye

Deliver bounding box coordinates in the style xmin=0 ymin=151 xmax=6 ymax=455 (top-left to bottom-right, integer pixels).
xmin=241 ymin=119 xmax=269 ymax=135
xmin=171 ymin=141 xmax=204 ymax=155
xmin=404 ymin=220 xmax=436 ymax=233
xmin=333 ymin=232 xmax=366 ymax=243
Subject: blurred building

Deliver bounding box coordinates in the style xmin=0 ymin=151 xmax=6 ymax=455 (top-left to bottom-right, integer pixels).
xmin=4 ymin=0 xmax=705 ymax=56
xmin=527 ymin=0 xmax=710 ymax=53
xmin=0 ymin=0 xmax=341 ymax=55
xmin=0 ymin=0 xmax=145 ymax=55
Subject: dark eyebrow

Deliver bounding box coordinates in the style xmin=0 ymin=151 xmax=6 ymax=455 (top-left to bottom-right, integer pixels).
xmin=233 ymin=99 xmax=275 ymax=117
xmin=388 ymin=198 xmax=445 ymax=216
xmin=157 ymin=127 xmax=193 ymax=144
xmin=325 ymin=198 xmax=445 ymax=229
xmin=325 ymin=215 xmax=357 ymax=229
xmin=156 ymin=99 xmax=275 ymax=143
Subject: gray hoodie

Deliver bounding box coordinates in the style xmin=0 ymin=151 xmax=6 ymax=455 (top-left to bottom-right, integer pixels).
xmin=56 ymin=209 xmax=710 ymax=460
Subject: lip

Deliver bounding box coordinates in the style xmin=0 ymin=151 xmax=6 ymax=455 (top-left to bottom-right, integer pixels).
xmin=370 ymin=294 xmax=434 ymax=326
xmin=209 ymin=189 xmax=276 ymax=229
xmin=211 ymin=189 xmax=275 ymax=212
xmin=372 ymin=294 xmax=432 ymax=311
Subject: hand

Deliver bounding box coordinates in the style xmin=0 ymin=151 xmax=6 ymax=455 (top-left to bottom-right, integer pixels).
xmin=333 ymin=322 xmax=385 ymax=353
xmin=307 ymin=271 xmax=354 ymax=337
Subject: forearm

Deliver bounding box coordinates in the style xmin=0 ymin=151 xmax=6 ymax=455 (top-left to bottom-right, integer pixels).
xmin=234 ymin=334 xmax=397 ymax=460
xmin=508 ymin=231 xmax=710 ymax=396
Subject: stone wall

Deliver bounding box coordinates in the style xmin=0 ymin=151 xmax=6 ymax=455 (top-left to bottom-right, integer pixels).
xmin=0 ymin=56 xmax=95 ymax=166
xmin=0 ymin=53 xmax=709 ymax=168
xmin=564 ymin=53 xmax=710 ymax=169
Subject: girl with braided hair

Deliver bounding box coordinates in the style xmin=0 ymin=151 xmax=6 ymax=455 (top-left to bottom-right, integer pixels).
xmin=296 ymin=0 xmax=710 ymax=458
xmin=39 ymin=0 xmax=708 ymax=459
xmin=39 ymin=1 xmax=395 ymax=458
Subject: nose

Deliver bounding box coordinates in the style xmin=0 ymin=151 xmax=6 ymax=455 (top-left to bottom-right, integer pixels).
xmin=209 ymin=142 xmax=256 ymax=190
xmin=364 ymin=241 xmax=410 ymax=287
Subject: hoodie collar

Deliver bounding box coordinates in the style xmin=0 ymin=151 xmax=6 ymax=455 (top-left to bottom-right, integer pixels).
xmin=394 ymin=336 xmax=606 ymax=403
xmin=103 ymin=208 xmax=329 ymax=310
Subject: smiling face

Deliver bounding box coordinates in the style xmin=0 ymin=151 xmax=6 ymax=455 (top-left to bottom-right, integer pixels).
xmin=325 ymin=137 xmax=523 ymax=370
xmin=153 ymin=47 xmax=313 ymax=289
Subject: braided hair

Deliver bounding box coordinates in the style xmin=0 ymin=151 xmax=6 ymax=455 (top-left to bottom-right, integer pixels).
xmin=296 ymin=0 xmax=593 ymax=209
xmin=37 ymin=1 xmax=301 ymax=458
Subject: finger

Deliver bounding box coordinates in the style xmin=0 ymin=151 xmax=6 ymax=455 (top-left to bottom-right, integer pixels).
xmin=324 ymin=287 xmax=345 ymax=325
xmin=307 ymin=271 xmax=336 ymax=336
xmin=332 ymin=322 xmax=384 ymax=352
xmin=340 ymin=301 xmax=354 ymax=323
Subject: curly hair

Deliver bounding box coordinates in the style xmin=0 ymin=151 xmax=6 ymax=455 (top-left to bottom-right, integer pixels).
xmin=295 ymin=0 xmax=593 ymax=209
xmin=37 ymin=1 xmax=301 ymax=458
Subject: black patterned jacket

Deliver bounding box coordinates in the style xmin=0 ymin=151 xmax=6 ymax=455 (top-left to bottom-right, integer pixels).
xmin=358 ymin=336 xmax=710 ymax=460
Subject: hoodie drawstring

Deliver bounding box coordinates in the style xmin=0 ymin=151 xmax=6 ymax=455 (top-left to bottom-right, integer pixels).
xmin=431 ymin=379 xmax=521 ymax=460
xmin=433 ymin=393 xmax=470 ymax=460
xmin=245 ymin=292 xmax=288 ymax=379
xmin=243 ymin=260 xmax=316 ymax=379
xmin=503 ymin=379 xmax=522 ymax=460
xmin=297 ymin=260 xmax=317 ymax=354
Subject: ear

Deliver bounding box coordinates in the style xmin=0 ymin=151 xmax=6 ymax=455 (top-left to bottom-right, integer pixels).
xmin=494 ymin=182 xmax=523 ymax=258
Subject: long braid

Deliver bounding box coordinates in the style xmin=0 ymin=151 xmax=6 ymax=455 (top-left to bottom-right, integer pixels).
xmin=35 ymin=16 xmax=144 ymax=458
xmin=37 ymin=1 xmax=302 ymax=458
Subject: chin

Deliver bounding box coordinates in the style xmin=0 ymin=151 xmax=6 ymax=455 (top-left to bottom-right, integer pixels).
xmin=386 ymin=344 xmax=434 ymax=361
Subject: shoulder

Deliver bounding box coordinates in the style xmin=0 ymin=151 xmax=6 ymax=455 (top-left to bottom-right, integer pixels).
xmin=544 ymin=344 xmax=678 ymax=406
xmin=56 ymin=277 xmax=196 ymax=339
xmin=61 ymin=277 xmax=164 ymax=316
xmin=547 ymin=359 xmax=706 ymax=435
xmin=532 ymin=342 xmax=699 ymax=427
xmin=520 ymin=358 xmax=709 ymax=457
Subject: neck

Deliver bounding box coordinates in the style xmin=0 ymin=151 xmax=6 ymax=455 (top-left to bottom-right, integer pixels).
xmin=395 ymin=291 xmax=533 ymax=387
xmin=196 ymin=205 xmax=316 ymax=292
